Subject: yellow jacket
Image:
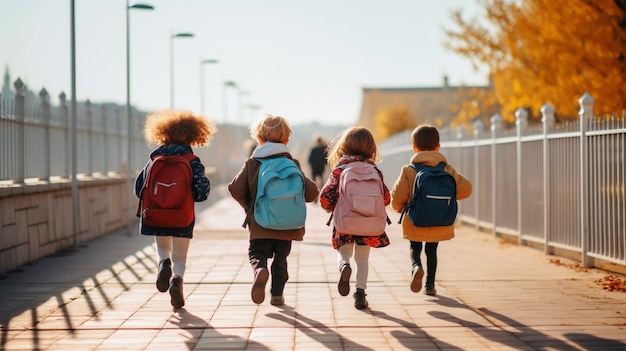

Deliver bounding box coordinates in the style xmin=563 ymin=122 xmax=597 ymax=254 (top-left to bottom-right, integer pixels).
xmin=390 ymin=151 xmax=472 ymax=242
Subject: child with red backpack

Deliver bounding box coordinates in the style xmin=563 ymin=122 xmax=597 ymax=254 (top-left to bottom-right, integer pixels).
xmin=135 ymin=109 xmax=216 ymax=309
xmin=319 ymin=127 xmax=390 ymax=310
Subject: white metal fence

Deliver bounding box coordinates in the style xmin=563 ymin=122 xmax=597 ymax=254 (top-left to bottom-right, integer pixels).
xmin=0 ymin=78 xmax=149 ymax=184
xmin=378 ymin=93 xmax=626 ymax=268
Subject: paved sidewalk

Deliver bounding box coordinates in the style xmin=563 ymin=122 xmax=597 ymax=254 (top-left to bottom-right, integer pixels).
xmin=1 ymin=189 xmax=625 ymax=350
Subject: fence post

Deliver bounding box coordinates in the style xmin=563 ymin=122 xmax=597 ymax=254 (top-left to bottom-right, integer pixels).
xmin=541 ymin=103 xmax=555 ymax=254
xmin=59 ymin=92 xmax=70 ymax=178
xmin=579 ymin=92 xmax=594 ymax=267
xmin=40 ymin=88 xmax=51 ymax=181
xmin=116 ymin=107 xmax=123 ymax=174
xmin=473 ymin=119 xmax=483 ymax=230
xmin=490 ymin=113 xmax=502 ymax=235
xmin=102 ymin=104 xmax=108 ymax=175
xmin=86 ymin=100 xmax=93 ymax=176
xmin=14 ymin=78 xmax=25 ymax=184
xmin=515 ymin=108 xmax=528 ymax=243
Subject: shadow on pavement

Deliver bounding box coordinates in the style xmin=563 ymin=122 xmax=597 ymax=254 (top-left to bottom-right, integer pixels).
xmin=170 ymin=309 xmax=271 ymax=351
xmin=0 ymin=229 xmax=156 ymax=349
xmin=266 ymin=306 xmax=376 ymax=351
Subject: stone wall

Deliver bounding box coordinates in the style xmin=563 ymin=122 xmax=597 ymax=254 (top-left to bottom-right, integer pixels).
xmin=0 ymin=178 xmax=130 ymax=274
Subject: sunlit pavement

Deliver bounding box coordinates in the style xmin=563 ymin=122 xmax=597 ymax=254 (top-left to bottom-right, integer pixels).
xmin=1 ymin=186 xmax=625 ymax=350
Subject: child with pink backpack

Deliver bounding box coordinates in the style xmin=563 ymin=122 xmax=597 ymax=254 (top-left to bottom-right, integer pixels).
xmin=319 ymin=127 xmax=390 ymax=309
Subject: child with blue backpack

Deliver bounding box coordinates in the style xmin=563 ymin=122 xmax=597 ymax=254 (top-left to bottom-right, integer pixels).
xmin=228 ymin=114 xmax=319 ymax=306
xmin=320 ymin=127 xmax=390 ymax=310
xmin=391 ymin=124 xmax=472 ymax=296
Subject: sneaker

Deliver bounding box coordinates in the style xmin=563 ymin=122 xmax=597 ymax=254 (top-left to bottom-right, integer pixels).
xmin=270 ymin=295 xmax=285 ymax=306
xmin=251 ymin=267 xmax=269 ymax=304
xmin=156 ymin=258 xmax=172 ymax=293
xmin=338 ymin=263 xmax=352 ymax=296
xmin=353 ymin=288 xmax=369 ymax=309
xmin=169 ymin=277 xmax=185 ymax=309
xmin=410 ymin=267 xmax=424 ymax=293
xmin=424 ymin=285 xmax=437 ymax=296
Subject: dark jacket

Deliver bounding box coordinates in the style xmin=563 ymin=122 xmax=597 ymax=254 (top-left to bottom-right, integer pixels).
xmin=228 ymin=142 xmax=319 ymax=241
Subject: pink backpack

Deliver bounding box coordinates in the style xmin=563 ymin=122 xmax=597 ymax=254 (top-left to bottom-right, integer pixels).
xmin=330 ymin=162 xmax=389 ymax=236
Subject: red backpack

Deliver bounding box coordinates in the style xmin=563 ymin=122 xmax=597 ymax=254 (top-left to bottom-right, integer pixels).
xmin=137 ymin=153 xmax=197 ymax=228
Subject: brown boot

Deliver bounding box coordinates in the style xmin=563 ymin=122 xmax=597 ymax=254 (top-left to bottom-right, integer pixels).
xmin=169 ymin=277 xmax=185 ymax=309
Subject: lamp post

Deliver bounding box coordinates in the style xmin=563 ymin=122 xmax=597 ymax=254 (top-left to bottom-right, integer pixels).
xmin=170 ymin=31 xmax=195 ymax=109
xmin=200 ymin=58 xmax=219 ymax=116
xmin=222 ymin=80 xmax=237 ymax=123
xmin=126 ymin=1 xmax=153 ymax=235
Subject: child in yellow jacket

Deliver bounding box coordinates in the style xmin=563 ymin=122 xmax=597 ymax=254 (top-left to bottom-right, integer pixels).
xmin=390 ymin=124 xmax=472 ymax=295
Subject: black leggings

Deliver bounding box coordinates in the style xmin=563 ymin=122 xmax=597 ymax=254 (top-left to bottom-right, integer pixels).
xmin=410 ymin=241 xmax=439 ymax=287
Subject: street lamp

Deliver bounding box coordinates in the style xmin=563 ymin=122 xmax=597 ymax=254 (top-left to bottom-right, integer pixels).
xmin=222 ymin=80 xmax=237 ymax=123
xmin=126 ymin=1 xmax=153 ymax=235
xmin=200 ymin=58 xmax=219 ymax=116
xmin=170 ymin=31 xmax=195 ymax=109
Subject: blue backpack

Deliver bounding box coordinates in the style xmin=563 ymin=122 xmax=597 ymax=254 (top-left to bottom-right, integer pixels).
xmin=399 ymin=162 xmax=458 ymax=227
xmin=253 ymin=156 xmax=306 ymax=230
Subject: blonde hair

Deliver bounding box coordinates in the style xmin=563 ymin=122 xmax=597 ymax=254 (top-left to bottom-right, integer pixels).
xmin=249 ymin=114 xmax=292 ymax=144
xmin=326 ymin=127 xmax=381 ymax=168
xmin=144 ymin=109 xmax=217 ymax=146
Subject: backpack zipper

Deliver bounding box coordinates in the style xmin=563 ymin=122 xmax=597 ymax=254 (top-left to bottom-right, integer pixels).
xmin=154 ymin=182 xmax=177 ymax=195
xmin=426 ymin=195 xmax=452 ymax=205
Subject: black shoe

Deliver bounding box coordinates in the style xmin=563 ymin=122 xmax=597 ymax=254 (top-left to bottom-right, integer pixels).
xmin=169 ymin=277 xmax=185 ymax=309
xmin=156 ymin=258 xmax=172 ymax=293
xmin=353 ymin=288 xmax=368 ymax=309
xmin=338 ymin=263 xmax=352 ymax=296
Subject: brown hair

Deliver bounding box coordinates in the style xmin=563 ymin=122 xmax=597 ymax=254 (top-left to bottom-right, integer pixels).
xmin=144 ymin=109 xmax=216 ymax=146
xmin=326 ymin=127 xmax=381 ymax=167
xmin=250 ymin=114 xmax=292 ymax=144
xmin=411 ymin=124 xmax=439 ymax=151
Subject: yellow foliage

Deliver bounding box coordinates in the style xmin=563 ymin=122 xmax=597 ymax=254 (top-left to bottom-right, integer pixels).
xmin=445 ymin=0 xmax=626 ymax=121
xmin=450 ymin=86 xmax=501 ymax=132
xmin=375 ymin=105 xmax=418 ymax=140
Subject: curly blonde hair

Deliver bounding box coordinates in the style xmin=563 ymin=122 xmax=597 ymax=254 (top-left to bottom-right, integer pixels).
xmin=326 ymin=127 xmax=381 ymax=168
xmin=249 ymin=114 xmax=292 ymax=144
xmin=143 ymin=109 xmax=217 ymax=146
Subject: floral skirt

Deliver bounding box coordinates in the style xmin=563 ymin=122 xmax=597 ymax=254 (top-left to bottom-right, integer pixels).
xmin=332 ymin=228 xmax=390 ymax=250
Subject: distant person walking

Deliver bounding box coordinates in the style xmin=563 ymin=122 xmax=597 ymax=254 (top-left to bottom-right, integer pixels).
xmin=308 ymin=136 xmax=328 ymax=199
xmin=134 ymin=109 xmax=216 ymax=309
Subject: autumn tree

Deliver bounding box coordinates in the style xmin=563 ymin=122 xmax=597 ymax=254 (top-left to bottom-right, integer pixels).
xmin=375 ymin=104 xmax=417 ymax=141
xmin=449 ymin=86 xmax=500 ymax=133
xmin=445 ymin=0 xmax=626 ymax=122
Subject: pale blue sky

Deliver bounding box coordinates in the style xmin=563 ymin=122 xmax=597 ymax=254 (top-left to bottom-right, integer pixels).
xmin=1 ymin=0 xmax=488 ymax=125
